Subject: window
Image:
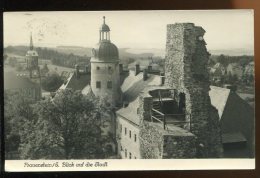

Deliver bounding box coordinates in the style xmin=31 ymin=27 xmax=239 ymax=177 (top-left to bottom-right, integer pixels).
xmin=134 ymin=157 xmax=137 ymax=159
xmin=108 ymin=66 xmax=112 ymax=70
xmin=96 ymin=81 xmax=101 ymax=88
xmin=134 ymin=134 xmax=137 ymax=142
xmin=120 ymin=124 xmax=122 ymax=133
xmin=125 ymin=127 xmax=127 ymax=135
xmin=125 ymin=149 xmax=127 ymax=158
xmin=129 ymin=152 xmax=132 ymax=159
xmin=129 ymin=130 xmax=131 ymax=138
xmin=121 ymin=146 xmax=123 ymax=151
xmin=107 ymin=81 xmax=112 ymax=89
xmin=96 ymin=66 xmax=100 ymax=70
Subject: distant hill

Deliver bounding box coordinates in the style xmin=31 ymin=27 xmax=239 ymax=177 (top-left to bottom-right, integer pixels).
xmin=4 ymin=45 xmax=254 ymax=60
xmin=209 ymin=49 xmax=254 ymax=56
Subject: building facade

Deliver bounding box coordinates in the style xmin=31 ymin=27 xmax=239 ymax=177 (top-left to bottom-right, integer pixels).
xmin=90 ymin=16 xmax=121 ymax=107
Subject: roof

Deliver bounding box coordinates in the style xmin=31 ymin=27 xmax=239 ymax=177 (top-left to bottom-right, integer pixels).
xmin=222 ymin=132 xmax=247 ymax=144
xmin=116 ymin=98 xmax=140 ymax=126
xmin=121 ymin=70 xmax=161 ymax=102
xmin=91 ymin=41 xmax=119 ymax=62
xmin=58 ymin=72 xmax=91 ymax=91
xmin=117 ymin=71 xmax=163 ymax=122
xmin=4 ymin=72 xmax=39 ymax=90
xmin=209 ymin=86 xmax=231 ymax=119
xmin=100 ymin=16 xmax=110 ymax=32
xmin=100 ymin=23 xmax=110 ymax=32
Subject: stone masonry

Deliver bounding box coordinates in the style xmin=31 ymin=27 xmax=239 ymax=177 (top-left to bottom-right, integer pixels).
xmin=138 ymin=91 xmax=197 ymax=159
xmin=165 ymin=23 xmax=223 ymax=158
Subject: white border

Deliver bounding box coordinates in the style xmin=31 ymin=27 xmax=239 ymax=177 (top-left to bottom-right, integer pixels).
xmin=5 ymin=159 xmax=255 ymax=172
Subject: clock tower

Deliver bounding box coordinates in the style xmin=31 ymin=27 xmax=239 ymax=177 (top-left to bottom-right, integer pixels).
xmin=90 ymin=17 xmax=121 ymax=106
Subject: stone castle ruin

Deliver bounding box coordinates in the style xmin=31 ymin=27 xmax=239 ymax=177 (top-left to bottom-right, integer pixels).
xmin=138 ymin=23 xmax=223 ymax=158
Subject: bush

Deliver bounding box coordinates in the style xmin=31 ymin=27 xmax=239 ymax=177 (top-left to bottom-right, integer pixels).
xmin=41 ymin=73 xmax=64 ymax=92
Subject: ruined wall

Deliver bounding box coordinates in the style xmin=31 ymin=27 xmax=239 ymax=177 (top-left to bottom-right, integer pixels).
xmin=138 ymin=93 xmax=197 ymax=159
xmin=162 ymin=135 xmax=196 ymax=158
xmin=165 ymin=23 xmax=222 ymax=158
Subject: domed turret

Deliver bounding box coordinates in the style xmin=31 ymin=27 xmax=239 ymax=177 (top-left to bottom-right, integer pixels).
xmin=91 ymin=16 xmax=119 ymax=63
xmin=90 ymin=16 xmax=122 ymax=106
xmin=92 ymin=42 xmax=119 ymax=62
xmin=100 ymin=17 xmax=110 ymax=32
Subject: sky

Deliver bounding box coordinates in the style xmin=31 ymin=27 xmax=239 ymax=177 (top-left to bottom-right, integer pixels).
xmin=4 ymin=10 xmax=254 ymax=52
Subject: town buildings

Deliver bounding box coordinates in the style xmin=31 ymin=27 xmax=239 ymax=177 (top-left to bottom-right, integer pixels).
xmin=55 ymin=18 xmax=255 ymax=159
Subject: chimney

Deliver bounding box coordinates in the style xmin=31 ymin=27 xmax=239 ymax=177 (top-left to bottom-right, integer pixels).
xmin=119 ymin=64 xmax=123 ymax=74
xmin=135 ymin=64 xmax=140 ymax=76
xmin=75 ymin=64 xmax=80 ymax=78
xmin=85 ymin=65 xmax=88 ymax=73
xmin=143 ymin=69 xmax=148 ymax=81
xmin=148 ymin=65 xmax=152 ymax=72
xmin=160 ymin=72 xmax=165 ymax=85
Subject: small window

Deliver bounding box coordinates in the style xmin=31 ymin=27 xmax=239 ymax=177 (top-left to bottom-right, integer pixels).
xmin=107 ymin=81 xmax=112 ymax=89
xmin=120 ymin=124 xmax=122 ymax=133
xmin=129 ymin=152 xmax=132 ymax=159
xmin=108 ymin=66 xmax=112 ymax=70
xmin=96 ymin=81 xmax=101 ymax=88
xmin=121 ymin=146 xmax=123 ymax=151
xmin=134 ymin=134 xmax=137 ymax=142
xmin=125 ymin=149 xmax=127 ymax=158
xmin=134 ymin=157 xmax=137 ymax=159
xmin=125 ymin=127 xmax=127 ymax=135
xmin=96 ymin=66 xmax=100 ymax=70
xmin=129 ymin=130 xmax=131 ymax=138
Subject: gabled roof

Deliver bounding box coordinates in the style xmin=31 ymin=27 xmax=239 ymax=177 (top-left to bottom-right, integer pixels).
xmin=121 ymin=70 xmax=161 ymax=102
xmin=58 ymin=72 xmax=91 ymax=91
xmin=209 ymin=86 xmax=231 ymax=119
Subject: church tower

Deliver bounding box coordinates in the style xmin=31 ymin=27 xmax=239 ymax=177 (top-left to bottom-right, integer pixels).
xmin=90 ymin=17 xmax=121 ymax=106
xmin=26 ymin=33 xmax=40 ymax=79
xmin=25 ymin=33 xmax=42 ymax=97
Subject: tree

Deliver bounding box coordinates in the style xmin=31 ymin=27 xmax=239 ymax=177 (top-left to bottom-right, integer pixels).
xmin=4 ymin=91 xmax=37 ymax=157
xmin=41 ymin=63 xmax=49 ymax=76
xmin=41 ymin=73 xmax=64 ymax=92
xmin=19 ymin=89 xmax=109 ymax=159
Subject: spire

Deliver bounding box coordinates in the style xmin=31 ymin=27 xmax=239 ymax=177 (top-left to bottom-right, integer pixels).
xmin=103 ymin=16 xmax=106 ymax=24
xmin=30 ymin=32 xmax=33 ymax=50
xmin=99 ymin=16 xmax=110 ymax=41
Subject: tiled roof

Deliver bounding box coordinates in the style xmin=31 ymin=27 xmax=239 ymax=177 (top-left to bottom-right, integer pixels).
xmin=117 ymin=71 xmax=163 ymax=124
xmin=222 ymin=132 xmax=247 ymax=144
xmin=58 ymin=72 xmax=91 ymax=91
xmin=116 ymin=98 xmax=140 ymax=126
xmin=121 ymin=70 xmax=161 ymax=102
xmin=119 ymin=72 xmax=234 ymax=123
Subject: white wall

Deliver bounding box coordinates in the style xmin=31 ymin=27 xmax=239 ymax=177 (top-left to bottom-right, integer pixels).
xmin=117 ymin=116 xmax=141 ymax=159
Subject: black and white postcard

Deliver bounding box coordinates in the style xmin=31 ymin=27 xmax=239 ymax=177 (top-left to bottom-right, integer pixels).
xmin=3 ymin=10 xmax=255 ymax=171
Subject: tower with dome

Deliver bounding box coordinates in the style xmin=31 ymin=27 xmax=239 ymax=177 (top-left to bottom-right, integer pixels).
xmin=90 ymin=16 xmax=122 ymax=106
